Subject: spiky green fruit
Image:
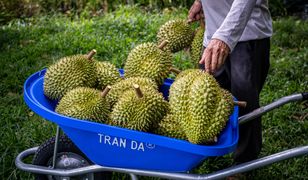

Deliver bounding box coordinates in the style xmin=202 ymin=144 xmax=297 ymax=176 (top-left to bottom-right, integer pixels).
xmin=110 ymin=86 xmax=169 ymax=132
xmin=157 ymin=19 xmax=194 ymax=53
xmin=106 ymin=77 xmax=158 ymax=107
xmin=169 ymin=69 xmax=222 ymax=144
xmin=44 ymin=54 xmax=96 ymax=100
xmin=124 ymin=42 xmax=172 ymax=85
xmin=191 ymin=27 xmax=205 ymax=66
xmin=154 ymin=114 xmax=187 ymax=140
xmin=219 ymin=89 xmax=234 ymax=118
xmin=95 ymin=61 xmax=121 ymax=89
xmin=174 ymin=69 xmax=200 ymax=81
xmin=169 ymin=70 xmax=204 ymax=124
xmin=56 ymin=87 xmax=110 ymax=123
xmin=205 ymin=89 xmax=234 ymax=141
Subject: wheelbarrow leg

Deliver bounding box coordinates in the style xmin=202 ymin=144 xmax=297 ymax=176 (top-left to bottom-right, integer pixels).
xmin=52 ymin=126 xmax=61 ymax=169
xmin=129 ymin=173 xmax=138 ymax=180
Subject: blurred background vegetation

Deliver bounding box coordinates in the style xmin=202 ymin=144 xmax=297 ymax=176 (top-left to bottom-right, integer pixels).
xmin=1 ymin=0 xmax=308 ymax=24
xmin=0 ymin=0 xmax=307 ymax=180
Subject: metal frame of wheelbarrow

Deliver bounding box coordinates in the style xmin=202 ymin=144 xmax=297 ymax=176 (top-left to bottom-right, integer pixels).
xmin=15 ymin=92 xmax=308 ymax=180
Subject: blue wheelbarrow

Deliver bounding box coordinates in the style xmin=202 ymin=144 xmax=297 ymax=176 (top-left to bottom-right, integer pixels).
xmin=15 ymin=69 xmax=308 ymax=179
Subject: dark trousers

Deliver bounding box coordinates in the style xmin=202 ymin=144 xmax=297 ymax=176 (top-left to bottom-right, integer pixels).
xmin=202 ymin=38 xmax=270 ymax=163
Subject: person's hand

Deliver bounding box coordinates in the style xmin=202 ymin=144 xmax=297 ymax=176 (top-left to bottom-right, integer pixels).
xmin=188 ymin=0 xmax=203 ymax=23
xmin=199 ymin=39 xmax=230 ymax=74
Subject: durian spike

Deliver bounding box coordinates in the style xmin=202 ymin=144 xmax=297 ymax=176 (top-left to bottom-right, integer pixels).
xmin=206 ymin=136 xmax=218 ymax=144
xmin=133 ymin=84 xmax=143 ymax=98
xmin=234 ymin=101 xmax=247 ymax=108
xmin=86 ymin=49 xmax=97 ymax=60
xmin=170 ymin=67 xmax=181 ymax=74
xmin=158 ymin=40 xmax=168 ymax=50
xmin=213 ymin=136 xmax=218 ymax=143
xmin=101 ymin=85 xmax=111 ymax=98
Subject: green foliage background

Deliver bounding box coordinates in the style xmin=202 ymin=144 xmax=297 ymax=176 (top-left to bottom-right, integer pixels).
xmin=0 ymin=0 xmax=288 ymax=24
xmin=0 ymin=5 xmax=307 ymax=180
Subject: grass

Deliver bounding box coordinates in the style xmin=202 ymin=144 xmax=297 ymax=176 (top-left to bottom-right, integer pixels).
xmin=0 ymin=6 xmax=307 ymax=179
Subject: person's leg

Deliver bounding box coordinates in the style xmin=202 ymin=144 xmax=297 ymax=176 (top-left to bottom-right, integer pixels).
xmin=229 ymin=38 xmax=270 ymax=163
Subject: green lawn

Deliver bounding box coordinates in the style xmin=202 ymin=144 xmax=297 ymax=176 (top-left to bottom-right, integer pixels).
xmin=0 ymin=6 xmax=307 ymax=179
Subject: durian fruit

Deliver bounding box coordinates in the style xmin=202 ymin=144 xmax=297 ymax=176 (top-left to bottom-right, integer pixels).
xmin=124 ymin=42 xmax=172 ymax=85
xmin=190 ymin=27 xmax=205 ymax=66
xmin=157 ymin=19 xmax=194 ymax=53
xmin=110 ymin=84 xmax=169 ymax=132
xmin=218 ymin=89 xmax=235 ymax=119
xmin=169 ymin=69 xmax=204 ymax=123
xmin=204 ymin=89 xmax=249 ymax=142
xmin=154 ymin=114 xmax=187 ymax=140
xmin=106 ymin=77 xmax=158 ymax=107
xmin=174 ymin=68 xmax=199 ymax=81
xmin=169 ymin=68 xmax=202 ymax=81
xmin=204 ymin=89 xmax=234 ymax=142
xmin=44 ymin=50 xmax=97 ymax=100
xmin=169 ymin=69 xmax=222 ymax=144
xmin=56 ymin=86 xmax=111 ymax=123
xmin=95 ymin=61 xmax=121 ymax=90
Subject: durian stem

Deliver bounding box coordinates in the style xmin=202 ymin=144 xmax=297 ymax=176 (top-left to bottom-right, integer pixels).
xmin=170 ymin=67 xmax=181 ymax=74
xmin=158 ymin=40 xmax=168 ymax=50
xmin=86 ymin=49 xmax=97 ymax=60
xmin=101 ymin=85 xmax=111 ymax=98
xmin=200 ymin=19 xmax=205 ymax=29
xmin=133 ymin=84 xmax=143 ymax=98
xmin=234 ymin=101 xmax=247 ymax=108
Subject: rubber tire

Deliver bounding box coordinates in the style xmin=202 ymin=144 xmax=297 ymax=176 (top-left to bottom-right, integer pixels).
xmin=32 ymin=135 xmax=112 ymax=180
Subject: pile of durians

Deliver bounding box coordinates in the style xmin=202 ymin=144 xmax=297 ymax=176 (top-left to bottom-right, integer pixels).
xmin=43 ymin=19 xmax=240 ymax=145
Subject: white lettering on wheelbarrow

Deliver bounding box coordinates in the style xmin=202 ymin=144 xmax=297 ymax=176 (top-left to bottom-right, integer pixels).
xmin=98 ymin=134 xmax=153 ymax=151
xmin=131 ymin=141 xmax=144 ymax=151
xmin=98 ymin=133 xmax=126 ymax=148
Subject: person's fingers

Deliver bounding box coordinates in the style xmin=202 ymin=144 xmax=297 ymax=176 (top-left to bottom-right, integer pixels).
xmin=204 ymin=49 xmax=212 ymax=73
xmin=200 ymin=11 xmax=205 ymax=18
xmin=188 ymin=2 xmax=195 ymax=14
xmin=188 ymin=1 xmax=202 ymax=22
xmin=188 ymin=15 xmax=197 ymax=23
xmin=187 ymin=18 xmax=194 ymax=23
xmin=192 ymin=11 xmax=204 ymax=22
xmin=199 ymin=49 xmax=206 ymax=64
xmin=217 ymin=49 xmax=224 ymax=69
xmin=207 ymin=39 xmax=230 ymax=73
xmin=220 ymin=48 xmax=229 ymax=68
xmin=188 ymin=14 xmax=200 ymax=23
xmin=195 ymin=14 xmax=200 ymax=20
xmin=211 ymin=48 xmax=218 ymax=73
xmin=188 ymin=6 xmax=197 ymax=20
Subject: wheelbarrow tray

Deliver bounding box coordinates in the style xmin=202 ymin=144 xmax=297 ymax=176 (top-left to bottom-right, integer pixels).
xmin=23 ymin=69 xmax=239 ymax=172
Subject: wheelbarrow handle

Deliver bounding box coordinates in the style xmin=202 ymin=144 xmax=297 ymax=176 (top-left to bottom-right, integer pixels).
xmin=15 ymin=146 xmax=308 ymax=180
xmin=239 ymin=92 xmax=307 ymax=125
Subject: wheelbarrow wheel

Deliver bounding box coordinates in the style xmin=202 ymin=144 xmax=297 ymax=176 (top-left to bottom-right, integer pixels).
xmin=32 ymin=135 xmax=112 ymax=180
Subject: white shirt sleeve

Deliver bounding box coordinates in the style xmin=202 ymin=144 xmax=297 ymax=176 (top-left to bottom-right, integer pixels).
xmin=212 ymin=0 xmax=257 ymax=52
